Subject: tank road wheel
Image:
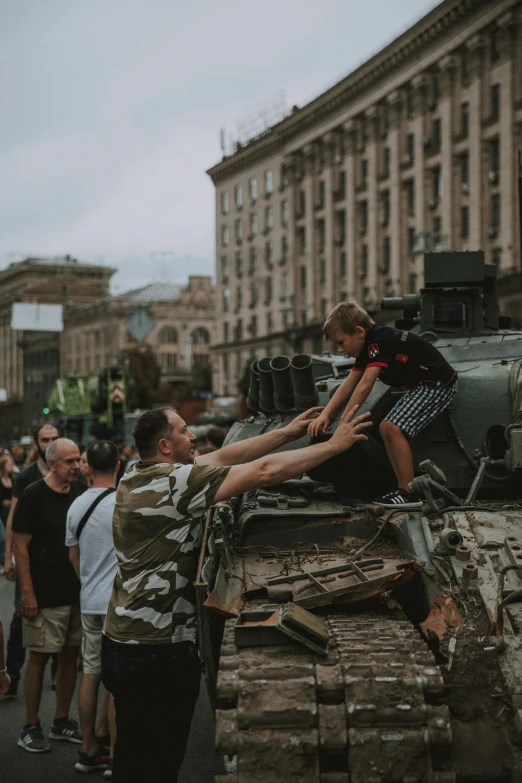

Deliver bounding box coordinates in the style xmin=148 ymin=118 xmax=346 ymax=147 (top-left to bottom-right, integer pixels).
xmin=215 ymin=612 xmax=454 ymax=783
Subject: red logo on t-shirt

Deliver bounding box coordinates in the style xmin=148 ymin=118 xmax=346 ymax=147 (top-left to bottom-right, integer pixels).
xmin=395 ymin=353 xmax=409 ymax=363
xmin=368 ymin=343 xmax=379 ymax=359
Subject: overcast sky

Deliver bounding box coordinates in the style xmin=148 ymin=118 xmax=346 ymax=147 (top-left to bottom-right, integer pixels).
xmin=1 ymin=0 xmax=439 ymax=292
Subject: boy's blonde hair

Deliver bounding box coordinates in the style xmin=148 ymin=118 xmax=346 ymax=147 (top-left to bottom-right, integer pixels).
xmin=323 ymin=301 xmax=375 ymax=338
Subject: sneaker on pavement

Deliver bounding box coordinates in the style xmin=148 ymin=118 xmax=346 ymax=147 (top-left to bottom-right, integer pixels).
xmin=49 ymin=717 xmax=82 ymax=743
xmin=75 ymin=747 xmax=111 ymax=773
xmin=373 ymin=489 xmax=423 ymax=509
xmin=103 ymin=759 xmax=113 ymax=779
xmin=18 ymin=722 xmax=51 ymax=753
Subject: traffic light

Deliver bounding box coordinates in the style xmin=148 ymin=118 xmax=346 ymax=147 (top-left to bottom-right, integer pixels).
xmin=42 ymin=406 xmax=50 ymax=415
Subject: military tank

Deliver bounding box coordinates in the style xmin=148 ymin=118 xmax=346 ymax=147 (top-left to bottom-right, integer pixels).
xmin=196 ymin=252 xmax=522 ymax=782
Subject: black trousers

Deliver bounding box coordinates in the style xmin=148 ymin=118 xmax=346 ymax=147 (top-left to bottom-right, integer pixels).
xmin=101 ymin=635 xmax=201 ymax=783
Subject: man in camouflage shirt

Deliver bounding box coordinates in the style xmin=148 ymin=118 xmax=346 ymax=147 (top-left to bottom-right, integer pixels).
xmin=101 ymin=404 xmax=371 ymax=782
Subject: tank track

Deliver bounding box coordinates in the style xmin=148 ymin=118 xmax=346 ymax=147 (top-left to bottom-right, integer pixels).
xmin=215 ymin=610 xmax=455 ymax=783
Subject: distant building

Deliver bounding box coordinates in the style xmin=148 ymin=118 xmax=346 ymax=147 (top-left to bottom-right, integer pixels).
xmin=62 ymin=276 xmax=215 ymax=385
xmin=0 ymin=256 xmax=115 ymax=418
xmin=208 ymin=0 xmax=522 ymax=394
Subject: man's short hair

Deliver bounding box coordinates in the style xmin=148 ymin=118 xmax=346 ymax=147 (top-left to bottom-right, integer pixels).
xmin=207 ymin=426 xmax=226 ymax=449
xmin=323 ymin=302 xmax=375 ymax=338
xmin=132 ymin=408 xmax=175 ymax=459
xmin=87 ymin=440 xmax=119 ymax=474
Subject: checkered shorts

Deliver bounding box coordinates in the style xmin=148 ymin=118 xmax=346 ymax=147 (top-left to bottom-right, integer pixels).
xmin=383 ymin=380 xmax=458 ymax=437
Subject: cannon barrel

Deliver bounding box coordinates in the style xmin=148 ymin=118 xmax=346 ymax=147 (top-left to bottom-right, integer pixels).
xmin=270 ymin=356 xmax=295 ymax=412
xmin=258 ymin=357 xmax=276 ymax=413
xmin=291 ymin=354 xmax=319 ymax=412
xmin=246 ymin=360 xmax=260 ymax=413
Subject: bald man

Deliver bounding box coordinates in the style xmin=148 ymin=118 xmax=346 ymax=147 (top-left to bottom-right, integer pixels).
xmin=13 ymin=438 xmax=87 ymax=753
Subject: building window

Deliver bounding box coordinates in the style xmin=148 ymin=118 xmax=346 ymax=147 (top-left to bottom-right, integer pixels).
xmin=223 ymin=322 xmax=229 ymax=343
xmin=249 ymin=213 xmax=257 ymax=236
xmin=315 ymin=180 xmax=325 ymax=209
xmin=161 ymin=353 xmax=178 ymax=373
xmin=408 ymin=227 xmax=416 ymax=257
xmin=223 ymin=354 xmax=229 ymax=380
xmin=432 ymin=167 xmax=442 ymax=199
xmin=191 ymin=327 xmax=210 ymax=345
xmin=264 ymin=170 xmax=273 ymax=195
xmin=265 ymin=206 xmax=273 ymax=230
xmin=235 ymin=184 xmax=243 ymax=208
xmin=265 ymin=241 xmax=273 ymax=269
xmin=235 ymin=252 xmax=243 ymax=278
xmin=409 ymin=273 xmax=417 ymax=294
xmin=221 ymin=256 xmax=230 ymax=283
xmin=234 ymin=319 xmax=243 ymax=341
xmin=491 ymin=193 xmax=501 ymax=230
xmin=300 ymin=266 xmax=307 ymax=291
xmin=250 ymin=315 xmax=258 ymax=337
xmin=280 ymin=163 xmax=289 ymax=188
xmin=406 ymin=180 xmax=415 ymax=217
xmin=361 ymin=159 xmax=368 ymax=189
xmin=490 ymin=137 xmax=500 ymax=174
xmin=281 ymin=271 xmax=289 ymax=297
xmin=267 ymin=312 xmax=273 ymax=333
xmin=359 ymin=201 xmax=368 ymax=233
xmin=491 ymin=84 xmax=500 ymax=120
xmin=406 ymin=133 xmax=414 ymax=164
xmin=248 ymin=246 xmax=257 ymax=275
xmin=490 ymin=28 xmax=500 ymax=63
xmin=406 ymin=88 xmax=414 ymax=120
xmin=433 ymin=216 xmax=442 ymax=237
xmin=432 ymin=72 xmax=440 ymax=104
xmin=249 ymin=177 xmax=257 ymax=203
xmin=296 ymin=189 xmax=306 ymax=218
xmin=221 ymin=225 xmax=229 ymax=246
xmin=382 ymin=190 xmax=390 ymax=225
xmin=223 ymin=288 xmax=230 ymax=313
xmin=382 ymin=236 xmax=391 ymax=274
xmin=235 ymin=218 xmax=243 ymax=242
xmin=460 ymin=52 xmax=469 ymax=88
xmin=461 ymin=206 xmax=469 ymax=239
xmin=221 ymin=191 xmax=229 ymax=214
xmin=160 ymin=326 xmax=178 ymax=344
xmin=460 ymin=103 xmax=469 ymax=138
xmin=281 ymin=235 xmax=288 ymax=262
xmin=335 ymin=210 xmax=346 ymax=244
xmin=298 ymin=226 xmax=306 ymax=253
xmin=340 ymin=251 xmax=347 ymax=279
xmin=460 ymin=153 xmax=469 ymax=186
xmin=236 ymin=285 xmax=243 ymax=311
xmin=281 ymin=199 xmax=289 ymax=227
xmin=432 ymin=118 xmax=441 ymax=150
xmin=250 ymin=280 xmax=259 ymax=308
xmin=383 ymin=147 xmax=390 ymax=178
xmin=360 ymin=244 xmax=368 ymax=278
xmin=316 ymin=219 xmax=325 ymax=252
xmin=265 ymin=277 xmax=272 ymax=306
xmin=319 ymin=259 xmax=326 ymax=286
xmin=492 ymin=247 xmax=502 ymax=266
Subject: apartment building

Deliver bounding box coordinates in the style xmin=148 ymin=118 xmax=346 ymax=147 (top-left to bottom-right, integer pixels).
xmin=208 ymin=0 xmax=522 ymax=395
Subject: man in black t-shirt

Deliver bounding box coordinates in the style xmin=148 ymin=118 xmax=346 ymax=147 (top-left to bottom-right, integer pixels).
xmin=13 ymin=438 xmax=87 ymax=753
xmin=309 ymin=301 xmax=458 ymax=508
xmin=2 ymin=424 xmax=59 ymax=697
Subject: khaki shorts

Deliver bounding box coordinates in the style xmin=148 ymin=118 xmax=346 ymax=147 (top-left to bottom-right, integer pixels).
xmin=23 ymin=604 xmax=82 ymax=654
xmin=81 ymin=614 xmax=105 ymax=675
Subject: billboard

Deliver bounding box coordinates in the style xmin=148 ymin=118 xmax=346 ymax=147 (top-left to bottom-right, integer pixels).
xmin=11 ymin=303 xmax=63 ymax=332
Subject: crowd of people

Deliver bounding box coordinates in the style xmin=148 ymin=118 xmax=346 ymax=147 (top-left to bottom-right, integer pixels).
xmin=0 ymin=298 xmax=457 ymax=782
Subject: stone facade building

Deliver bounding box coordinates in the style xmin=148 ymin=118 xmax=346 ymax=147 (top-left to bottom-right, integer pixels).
xmin=208 ymin=0 xmax=522 ymax=395
xmin=0 ymin=256 xmax=114 ymax=403
xmin=62 ymin=276 xmax=215 ymax=382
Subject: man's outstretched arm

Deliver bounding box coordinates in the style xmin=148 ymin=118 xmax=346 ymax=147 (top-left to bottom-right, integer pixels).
xmin=196 ymin=407 xmax=323 ymax=467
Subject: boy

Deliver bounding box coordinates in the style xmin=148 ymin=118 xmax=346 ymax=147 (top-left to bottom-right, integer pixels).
xmin=308 ymin=302 xmax=458 ymax=508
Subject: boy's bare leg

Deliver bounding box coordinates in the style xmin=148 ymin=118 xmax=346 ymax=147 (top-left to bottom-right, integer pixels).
xmin=379 ymin=421 xmax=414 ymax=491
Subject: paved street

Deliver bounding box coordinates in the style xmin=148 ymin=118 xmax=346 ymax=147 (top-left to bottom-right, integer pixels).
xmin=0 ymin=577 xmax=218 ymax=783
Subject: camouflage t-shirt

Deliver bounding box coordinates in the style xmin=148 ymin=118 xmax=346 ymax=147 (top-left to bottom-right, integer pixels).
xmin=104 ymin=461 xmax=229 ymax=645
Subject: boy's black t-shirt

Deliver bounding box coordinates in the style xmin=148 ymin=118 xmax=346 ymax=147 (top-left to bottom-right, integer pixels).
xmin=12 ymin=479 xmax=87 ymax=607
xmin=353 ymin=325 xmax=457 ymax=389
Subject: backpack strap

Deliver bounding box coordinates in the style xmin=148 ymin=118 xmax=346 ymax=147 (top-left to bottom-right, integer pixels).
xmin=75 ymin=488 xmax=116 ymax=540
